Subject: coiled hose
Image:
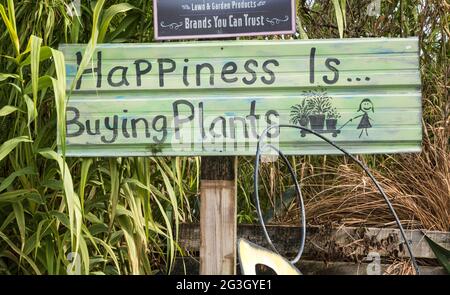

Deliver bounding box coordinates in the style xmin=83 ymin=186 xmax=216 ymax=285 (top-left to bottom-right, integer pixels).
xmin=253 ymin=124 xmax=420 ymax=275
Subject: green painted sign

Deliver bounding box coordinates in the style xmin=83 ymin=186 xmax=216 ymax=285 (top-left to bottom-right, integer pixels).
xmin=59 ymin=38 xmax=422 ymax=156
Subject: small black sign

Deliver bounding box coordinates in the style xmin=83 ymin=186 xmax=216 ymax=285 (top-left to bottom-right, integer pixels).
xmin=154 ymin=0 xmax=296 ymax=40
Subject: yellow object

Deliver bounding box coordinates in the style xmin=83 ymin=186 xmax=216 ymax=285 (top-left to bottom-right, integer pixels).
xmin=238 ymin=239 xmax=301 ymax=275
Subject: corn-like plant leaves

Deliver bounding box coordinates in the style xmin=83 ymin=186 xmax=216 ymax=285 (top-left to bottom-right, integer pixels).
xmin=0 ymin=105 xmax=21 ymax=117
xmin=157 ymin=164 xmax=180 ymax=272
xmin=21 ymin=37 xmax=32 ymax=58
xmin=108 ymin=158 xmax=120 ymax=231
xmin=49 ymin=48 xmax=67 ymax=153
xmin=79 ymin=158 xmax=93 ymax=211
xmin=30 ymin=35 xmax=42 ymax=132
xmin=44 ymin=8 xmax=55 ymax=46
xmin=79 ymin=232 xmax=90 ymax=275
xmin=70 ymin=0 xmax=105 ymax=94
xmin=24 ymin=94 xmax=36 ymax=127
xmin=107 ymin=12 xmax=141 ymax=42
xmin=0 ymin=166 xmax=37 ymax=193
xmin=12 ymin=202 xmax=26 ymax=250
xmin=5 ymin=82 xmax=21 ymax=93
xmin=331 ymin=0 xmax=345 ymax=38
xmin=92 ymin=236 xmax=121 ymax=274
xmin=0 ymin=136 xmax=32 ymax=163
xmin=6 ymin=0 xmax=16 ymax=38
xmin=121 ymin=182 xmax=152 ymax=274
xmin=0 ymin=2 xmax=20 ymax=56
xmin=68 ymin=0 xmax=82 ymax=44
xmin=49 ymin=211 xmax=71 ymax=229
xmin=24 ymin=75 xmax=53 ymax=95
xmin=296 ymin=16 xmax=309 ymax=40
xmin=45 ymin=240 xmax=55 ymax=274
xmin=39 ymin=149 xmax=82 ymax=259
xmin=118 ymin=215 xmax=140 ymax=274
xmin=0 ymin=189 xmax=36 ymax=203
xmin=124 ymin=176 xmax=176 ymax=273
xmin=98 ymin=3 xmax=136 ymax=43
xmin=340 ymin=0 xmax=347 ymax=26
xmin=423 ymin=233 xmax=450 ymax=274
xmin=0 ymin=73 xmax=19 ymax=82
xmin=0 ymin=231 xmax=40 ymax=274
xmin=0 ymin=212 xmax=15 ymax=232
xmin=20 ymin=46 xmax=53 ymax=67
xmin=32 ymin=219 xmax=54 ymax=259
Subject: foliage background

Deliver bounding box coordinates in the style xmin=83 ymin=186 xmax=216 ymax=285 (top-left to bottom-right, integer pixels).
xmin=0 ymin=0 xmax=448 ymax=274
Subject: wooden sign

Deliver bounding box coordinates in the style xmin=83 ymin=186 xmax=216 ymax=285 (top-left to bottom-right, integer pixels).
xmin=153 ymin=0 xmax=296 ymax=40
xmin=59 ymin=38 xmax=422 ymax=157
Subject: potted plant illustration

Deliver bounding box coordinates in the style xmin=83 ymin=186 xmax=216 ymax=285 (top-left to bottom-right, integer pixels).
xmin=290 ymin=98 xmax=311 ymax=127
xmin=305 ymin=87 xmax=332 ymax=131
xmin=326 ymin=107 xmax=341 ymax=130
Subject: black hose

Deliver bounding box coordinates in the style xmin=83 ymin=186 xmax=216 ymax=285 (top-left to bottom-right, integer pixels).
xmin=255 ymin=143 xmax=306 ymax=264
xmin=253 ymin=124 xmax=420 ymax=275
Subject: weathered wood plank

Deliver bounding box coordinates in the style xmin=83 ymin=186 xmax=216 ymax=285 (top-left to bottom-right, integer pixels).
xmin=179 ymin=224 xmax=450 ymax=260
xmin=60 ymin=39 xmax=419 ymax=60
xmin=199 ymin=157 xmax=237 ymax=274
xmin=64 ymin=55 xmax=420 ymax=76
xmin=60 ymin=38 xmax=422 ymax=156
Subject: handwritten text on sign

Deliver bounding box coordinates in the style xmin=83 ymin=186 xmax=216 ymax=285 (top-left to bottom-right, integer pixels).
xmin=154 ymin=0 xmax=295 ymax=40
xmin=60 ymin=39 xmax=422 ymax=156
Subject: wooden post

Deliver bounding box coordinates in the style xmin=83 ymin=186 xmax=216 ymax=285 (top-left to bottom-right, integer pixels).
xmin=200 ymin=156 xmax=237 ymax=275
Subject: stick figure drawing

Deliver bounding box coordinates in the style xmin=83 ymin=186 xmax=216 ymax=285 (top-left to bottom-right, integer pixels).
xmin=354 ymin=99 xmax=374 ymax=138
xmin=338 ymin=98 xmax=374 ymax=138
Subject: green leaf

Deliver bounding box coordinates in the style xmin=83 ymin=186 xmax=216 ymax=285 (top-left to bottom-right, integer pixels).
xmin=0 ymin=189 xmax=35 ymax=203
xmin=0 ymin=136 xmax=32 ymax=163
xmin=24 ymin=75 xmax=53 ymax=95
xmin=296 ymin=16 xmax=308 ymax=40
xmin=0 ymin=105 xmax=21 ymax=117
xmin=12 ymin=202 xmax=26 ymax=249
xmin=6 ymin=0 xmax=17 ymax=37
xmin=0 ymin=166 xmax=37 ymax=192
xmin=108 ymin=158 xmax=120 ymax=229
xmin=20 ymin=46 xmax=53 ymax=67
xmin=49 ymin=48 xmax=67 ymax=153
xmin=0 ymin=2 xmax=20 ymax=56
xmin=423 ymin=233 xmax=450 ymax=274
xmin=340 ymin=0 xmax=347 ymax=25
xmin=39 ymin=149 xmax=82 ymax=256
xmin=118 ymin=215 xmax=139 ymax=274
xmin=107 ymin=12 xmax=141 ymax=41
xmin=0 ymin=73 xmax=19 ymax=82
xmin=331 ymin=0 xmax=345 ymax=38
xmin=0 ymin=212 xmax=14 ymax=232
xmin=0 ymin=231 xmax=41 ymax=274
xmin=98 ymin=3 xmax=136 ymax=43
xmin=49 ymin=211 xmax=71 ymax=229
xmin=79 ymin=158 xmax=93 ymax=211
xmin=70 ymin=0 xmax=105 ymax=93
xmin=91 ymin=237 xmax=121 ymax=275
xmin=32 ymin=219 xmax=54 ymax=259
xmin=30 ymin=35 xmax=43 ymax=132
xmin=24 ymin=94 xmax=36 ymax=127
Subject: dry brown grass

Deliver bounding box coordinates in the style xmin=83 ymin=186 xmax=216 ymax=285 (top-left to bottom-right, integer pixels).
xmin=268 ymin=0 xmax=450 ymax=232
xmin=275 ymin=122 xmax=449 ymax=231
xmin=301 ymin=142 xmax=449 ymax=231
xmin=384 ymin=260 xmax=416 ymax=275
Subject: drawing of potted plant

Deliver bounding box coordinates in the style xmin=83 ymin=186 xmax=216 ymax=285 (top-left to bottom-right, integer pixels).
xmin=290 ymin=98 xmax=311 ymax=127
xmin=326 ymin=107 xmax=341 ymax=130
xmin=305 ymin=87 xmax=332 ymax=131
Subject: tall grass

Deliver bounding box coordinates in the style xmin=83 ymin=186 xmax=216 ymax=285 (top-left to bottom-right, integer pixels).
xmin=0 ymin=0 xmax=193 ymax=275
xmin=0 ymin=0 xmax=448 ymax=275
